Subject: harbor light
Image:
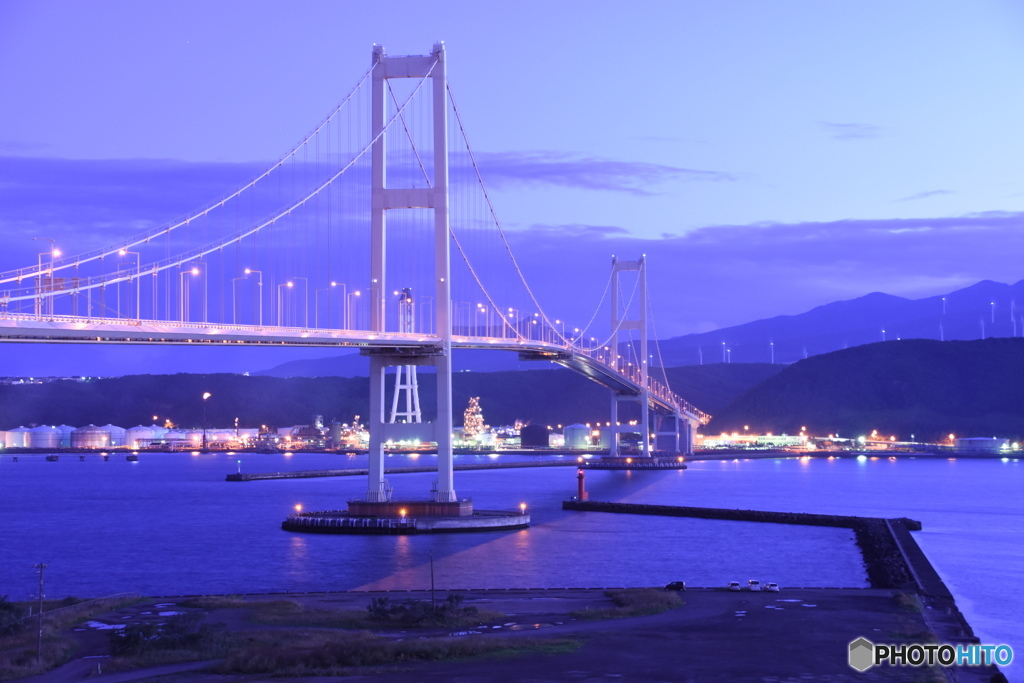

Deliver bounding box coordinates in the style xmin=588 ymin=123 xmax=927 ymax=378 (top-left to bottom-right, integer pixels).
xmin=519 ymin=503 xmax=527 ymax=513
xmin=294 ymin=503 xmax=302 ymax=514
xmin=399 ymin=508 xmax=407 ymax=520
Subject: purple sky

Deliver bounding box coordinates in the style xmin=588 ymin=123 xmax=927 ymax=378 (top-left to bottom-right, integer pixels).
xmin=2 ymin=1 xmax=1024 ymax=374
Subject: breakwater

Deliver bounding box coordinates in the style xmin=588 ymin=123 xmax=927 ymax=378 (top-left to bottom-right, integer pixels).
xmin=227 ymin=459 xmax=575 ymax=481
xmin=560 ymin=500 xmax=937 ymax=594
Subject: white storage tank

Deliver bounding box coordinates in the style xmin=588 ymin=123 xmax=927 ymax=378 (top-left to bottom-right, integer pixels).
xmin=6 ymin=427 xmax=31 ymax=448
xmin=125 ymin=425 xmax=162 ymax=449
xmin=28 ymin=425 xmax=62 ymax=449
xmin=101 ymin=424 xmax=127 ymax=448
xmin=56 ymin=425 xmax=75 ymax=447
xmin=71 ymin=425 xmax=112 ymax=449
xmin=563 ymin=424 xmax=593 ymax=449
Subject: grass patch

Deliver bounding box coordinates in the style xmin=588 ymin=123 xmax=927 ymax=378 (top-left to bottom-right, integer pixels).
xmin=0 ymin=594 xmax=141 ymax=682
xmin=213 ymin=630 xmax=581 ymax=676
xmin=103 ymin=612 xmax=238 ymax=674
xmin=205 ymin=595 xmax=506 ymax=631
xmin=570 ymin=589 xmax=682 ymax=621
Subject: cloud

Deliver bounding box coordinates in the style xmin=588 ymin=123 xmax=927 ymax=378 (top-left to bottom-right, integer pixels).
xmin=2 ymin=156 xmax=1021 ymax=340
xmin=502 ymin=212 xmax=1024 ymax=336
xmin=819 ymin=121 xmax=882 ymax=140
xmin=0 ymin=156 xmax=264 ymax=238
xmin=471 ymin=151 xmax=734 ymax=195
xmin=898 ymin=189 xmax=953 ymax=202
xmin=511 ymin=223 xmax=631 ymax=238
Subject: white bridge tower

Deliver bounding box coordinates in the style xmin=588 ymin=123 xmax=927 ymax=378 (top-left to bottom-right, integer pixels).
xmin=365 ymin=42 xmax=456 ymax=503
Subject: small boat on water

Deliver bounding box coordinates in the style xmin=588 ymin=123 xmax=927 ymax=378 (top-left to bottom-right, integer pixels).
xmin=45 ymin=455 xmax=59 ymax=462
xmin=126 ymin=454 xmax=139 ymax=462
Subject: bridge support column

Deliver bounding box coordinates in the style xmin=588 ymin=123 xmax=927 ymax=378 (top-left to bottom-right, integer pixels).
xmin=434 ymin=349 xmax=456 ymax=502
xmin=609 ymin=394 xmax=620 ymax=456
xmin=682 ymin=418 xmax=695 ymax=456
xmin=366 ymin=355 xmax=390 ymax=502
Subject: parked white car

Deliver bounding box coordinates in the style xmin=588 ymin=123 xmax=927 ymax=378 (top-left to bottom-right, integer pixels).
xmin=748 ymin=580 xmax=762 ymax=592
xmin=765 ymin=582 xmax=780 ymax=592
xmin=728 ymin=581 xmax=742 ymax=591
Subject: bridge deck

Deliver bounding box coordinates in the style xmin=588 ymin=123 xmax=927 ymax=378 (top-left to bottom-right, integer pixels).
xmin=0 ymin=314 xmax=707 ymax=422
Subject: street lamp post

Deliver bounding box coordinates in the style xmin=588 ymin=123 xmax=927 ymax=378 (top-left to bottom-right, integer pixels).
xmin=346 ymin=290 xmax=361 ymax=330
xmin=244 ymin=269 xmax=263 ymax=326
xmin=554 ymin=319 xmax=566 ymax=345
xmin=278 ymin=281 xmax=294 ymax=327
xmin=180 ymin=267 xmax=199 ymax=322
xmin=315 ymin=281 xmax=342 ymax=329
xmin=505 ymin=308 xmax=520 ymax=340
xmin=32 ymin=238 xmax=59 ymax=316
xmin=118 ymin=248 xmax=140 ymax=319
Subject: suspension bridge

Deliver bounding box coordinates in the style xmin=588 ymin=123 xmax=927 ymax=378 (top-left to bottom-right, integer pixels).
xmin=0 ymin=43 xmax=709 ymax=506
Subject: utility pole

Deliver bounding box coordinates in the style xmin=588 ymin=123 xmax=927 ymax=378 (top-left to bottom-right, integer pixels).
xmin=34 ymin=562 xmax=46 ymax=663
xmin=429 ymin=549 xmax=436 ymax=614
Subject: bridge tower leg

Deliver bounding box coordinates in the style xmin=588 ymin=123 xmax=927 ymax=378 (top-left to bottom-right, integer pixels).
xmin=366 ymin=355 xmax=390 ymax=502
xmin=609 ymin=256 xmax=651 ymax=457
xmin=367 ymin=42 xmax=456 ymax=504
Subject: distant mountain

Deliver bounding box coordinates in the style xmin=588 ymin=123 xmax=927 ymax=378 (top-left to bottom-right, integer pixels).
xmin=657 ymin=279 xmax=1024 ymax=366
xmin=0 ymin=364 xmax=776 ymax=431
xmin=707 ymin=338 xmax=1024 ymax=441
xmin=254 ymin=279 xmax=1024 ymax=378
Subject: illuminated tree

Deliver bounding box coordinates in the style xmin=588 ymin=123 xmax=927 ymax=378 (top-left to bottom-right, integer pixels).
xmin=464 ymin=396 xmax=484 ymax=439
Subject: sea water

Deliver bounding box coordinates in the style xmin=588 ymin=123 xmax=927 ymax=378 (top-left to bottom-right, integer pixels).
xmin=0 ymin=452 xmax=1019 ymax=677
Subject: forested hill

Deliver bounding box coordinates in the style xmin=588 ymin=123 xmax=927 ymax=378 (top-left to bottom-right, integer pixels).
xmin=707 ymin=338 xmax=1024 ymax=441
xmin=0 ymin=363 xmax=778 ymax=431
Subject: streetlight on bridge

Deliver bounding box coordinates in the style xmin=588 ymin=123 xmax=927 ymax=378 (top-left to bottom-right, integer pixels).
xmin=179 ymin=267 xmax=200 ymax=322
xmin=315 ymin=281 xmax=343 ymax=329
xmin=346 ymin=290 xmax=361 ymax=330
xmin=118 ymin=248 xmax=140 ymax=319
xmin=31 ymin=238 xmax=59 ymax=316
xmin=244 ymin=269 xmax=263 ymax=326
xmin=278 ymin=281 xmax=294 ymax=326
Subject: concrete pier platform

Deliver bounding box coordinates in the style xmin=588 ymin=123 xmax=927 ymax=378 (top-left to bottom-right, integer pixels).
xmin=282 ymin=499 xmax=530 ymax=535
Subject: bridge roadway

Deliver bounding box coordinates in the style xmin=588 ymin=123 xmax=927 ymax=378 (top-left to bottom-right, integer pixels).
xmin=0 ymin=313 xmax=708 ymax=423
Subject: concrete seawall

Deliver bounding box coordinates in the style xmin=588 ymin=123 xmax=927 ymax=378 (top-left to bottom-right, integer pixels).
xmin=560 ymin=500 xmax=989 ymax=653
xmin=227 ymin=459 xmax=575 ymax=481
xmin=561 ymin=500 xmax=933 ymax=594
